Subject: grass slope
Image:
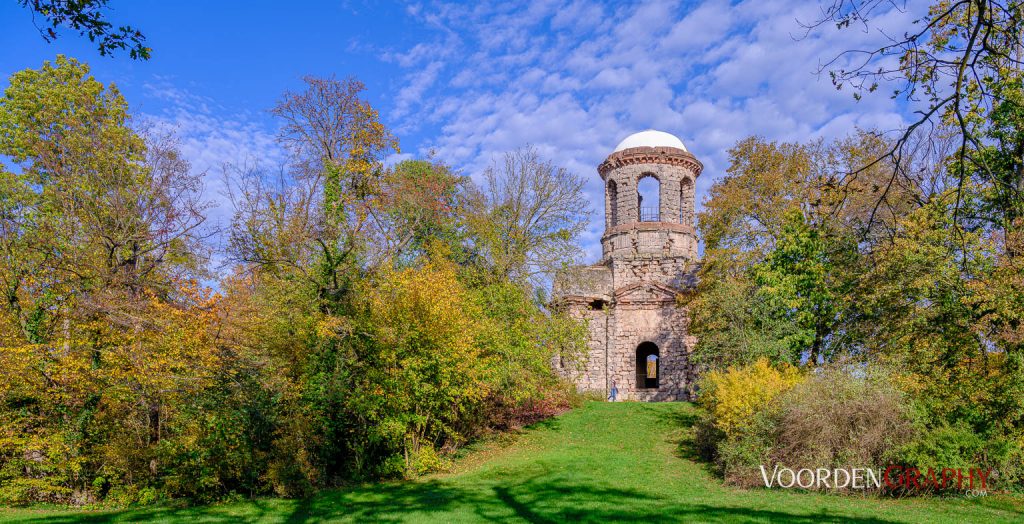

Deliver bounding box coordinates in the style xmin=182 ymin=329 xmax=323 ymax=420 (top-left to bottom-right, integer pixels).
xmin=3 ymin=401 xmax=1023 ymax=523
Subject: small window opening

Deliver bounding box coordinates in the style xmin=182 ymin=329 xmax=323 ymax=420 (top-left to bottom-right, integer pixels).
xmin=680 ymin=178 xmax=694 ymax=225
xmin=638 ymin=175 xmax=660 ymax=221
xmin=607 ymin=180 xmax=619 ymax=227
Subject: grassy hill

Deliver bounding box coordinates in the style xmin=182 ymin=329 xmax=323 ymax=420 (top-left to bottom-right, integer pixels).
xmin=3 ymin=401 xmax=1022 ymax=523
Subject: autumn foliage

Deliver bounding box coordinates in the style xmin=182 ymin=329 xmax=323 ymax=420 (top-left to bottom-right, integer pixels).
xmin=0 ymin=58 xmax=590 ymax=505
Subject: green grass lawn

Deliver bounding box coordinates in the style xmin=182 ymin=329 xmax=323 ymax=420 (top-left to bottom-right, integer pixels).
xmin=3 ymin=401 xmax=1022 ymax=523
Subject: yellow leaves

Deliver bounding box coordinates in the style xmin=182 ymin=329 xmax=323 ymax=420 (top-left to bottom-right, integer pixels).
xmin=0 ymin=343 xmax=41 ymax=397
xmin=314 ymin=315 xmax=351 ymax=341
xmin=370 ymin=260 xmax=480 ymax=355
xmin=361 ymin=259 xmax=494 ymax=411
xmin=700 ymin=358 xmax=804 ymax=437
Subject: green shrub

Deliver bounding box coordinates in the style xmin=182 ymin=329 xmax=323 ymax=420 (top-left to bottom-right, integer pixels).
xmin=896 ymin=424 xmax=1024 ymax=493
xmin=713 ymin=410 xmax=779 ymax=486
xmin=0 ymin=477 xmax=72 ymax=506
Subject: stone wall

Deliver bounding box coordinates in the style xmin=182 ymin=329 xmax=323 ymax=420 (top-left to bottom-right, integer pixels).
xmin=608 ymin=302 xmax=695 ymax=401
xmin=611 ymin=256 xmax=696 ymax=290
xmin=556 ymin=271 xmax=698 ymax=401
xmin=600 ymin=146 xmax=702 ymax=230
xmin=601 ymin=222 xmax=697 ymax=260
xmin=552 ymin=264 xmax=612 ymax=299
xmin=557 ymin=301 xmax=610 ymax=394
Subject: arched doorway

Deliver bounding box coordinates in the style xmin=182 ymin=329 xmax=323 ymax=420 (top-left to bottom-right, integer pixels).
xmin=635 ymin=342 xmax=659 ymax=389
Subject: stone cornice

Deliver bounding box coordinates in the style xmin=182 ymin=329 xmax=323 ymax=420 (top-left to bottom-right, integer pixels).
xmin=598 ymin=146 xmax=704 ymax=180
xmin=601 ymin=221 xmax=696 ymax=239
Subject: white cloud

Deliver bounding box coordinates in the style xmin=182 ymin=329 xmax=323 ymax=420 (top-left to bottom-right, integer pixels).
xmin=138 ymin=80 xmax=284 ymax=258
xmin=382 ymin=0 xmax=924 ymax=262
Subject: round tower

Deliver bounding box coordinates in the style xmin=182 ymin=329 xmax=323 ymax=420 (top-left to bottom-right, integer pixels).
xmin=598 ymin=130 xmax=702 ymax=261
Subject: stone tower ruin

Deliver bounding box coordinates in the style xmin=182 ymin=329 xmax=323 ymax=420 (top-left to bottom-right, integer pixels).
xmin=553 ymin=130 xmax=701 ymax=401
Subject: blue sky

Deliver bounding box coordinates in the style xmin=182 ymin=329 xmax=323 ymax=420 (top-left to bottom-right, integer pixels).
xmin=1 ymin=0 xmax=925 ymax=263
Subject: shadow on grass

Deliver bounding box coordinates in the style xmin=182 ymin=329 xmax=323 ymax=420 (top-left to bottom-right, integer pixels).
xmin=13 ymin=473 xmax=904 ymax=524
xmin=522 ymin=414 xmax=562 ymax=432
xmin=11 ymin=403 xmax=915 ymax=523
xmin=660 ymin=403 xmax=709 ymax=463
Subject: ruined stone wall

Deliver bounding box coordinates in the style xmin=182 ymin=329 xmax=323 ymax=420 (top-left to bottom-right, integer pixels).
xmin=553 ymin=265 xmax=612 ymax=299
xmin=608 ymin=302 xmax=695 ymax=401
xmin=604 ymin=163 xmax=689 ymax=225
xmin=552 ymin=264 xmax=612 ymax=395
xmin=601 ymin=223 xmax=697 ymax=260
xmin=600 ymin=146 xmax=701 ymax=230
xmin=558 ymin=302 xmax=610 ymax=394
xmin=600 ymin=151 xmax=700 ymax=261
xmin=611 ymin=256 xmax=695 ymax=290
xmin=559 ymin=295 xmax=696 ymax=401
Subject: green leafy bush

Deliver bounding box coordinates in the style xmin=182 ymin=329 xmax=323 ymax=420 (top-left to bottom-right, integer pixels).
xmin=896 ymin=424 xmax=1024 ymax=493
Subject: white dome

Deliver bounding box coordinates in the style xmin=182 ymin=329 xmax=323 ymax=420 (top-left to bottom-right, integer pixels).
xmin=613 ymin=130 xmax=687 ymax=153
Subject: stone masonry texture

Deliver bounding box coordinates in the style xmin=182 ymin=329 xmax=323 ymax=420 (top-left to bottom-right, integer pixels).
xmin=553 ymin=144 xmax=702 ymax=401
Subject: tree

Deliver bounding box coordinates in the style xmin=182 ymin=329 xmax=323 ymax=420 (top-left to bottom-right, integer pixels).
xmin=18 ymin=0 xmax=150 ymax=59
xmin=0 ymin=56 xmax=206 ymax=340
xmin=0 ymin=56 xmax=215 ymax=504
xmin=752 ymin=209 xmax=855 ymax=365
xmin=470 ymin=146 xmax=591 ymax=289
xmin=811 ymin=1 xmax=1024 ymax=240
xmin=687 ymin=134 xmax=907 ymax=368
xmin=350 ymin=260 xmax=491 ymax=478
xmin=229 ymin=75 xmax=397 ymax=312
xmin=375 ymin=159 xmax=469 ymax=267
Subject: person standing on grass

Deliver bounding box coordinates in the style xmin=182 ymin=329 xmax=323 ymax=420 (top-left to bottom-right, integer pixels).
xmin=609 ymin=380 xmax=618 ymax=402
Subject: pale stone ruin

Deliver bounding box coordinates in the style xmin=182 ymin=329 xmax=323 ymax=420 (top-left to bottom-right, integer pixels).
xmin=553 ymin=130 xmax=701 ymax=401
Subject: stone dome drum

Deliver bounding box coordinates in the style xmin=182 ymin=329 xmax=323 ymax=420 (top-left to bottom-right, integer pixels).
xmin=599 ymin=130 xmax=701 ymax=260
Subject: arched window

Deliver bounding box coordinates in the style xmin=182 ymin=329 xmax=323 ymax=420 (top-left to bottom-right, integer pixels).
xmin=680 ymin=177 xmax=694 ymax=225
xmin=607 ymin=180 xmax=619 ymax=227
xmin=635 ymin=342 xmax=659 ymax=389
xmin=637 ymin=175 xmax=660 ymax=222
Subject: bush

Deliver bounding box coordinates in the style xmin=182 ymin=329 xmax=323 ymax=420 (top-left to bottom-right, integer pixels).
xmin=695 ymin=358 xmax=803 ymax=485
xmin=896 ymin=424 xmax=1024 ymax=493
xmin=771 ymin=367 xmax=915 ymax=475
xmin=698 ymin=358 xmax=803 ymax=438
xmin=713 ymin=410 xmax=779 ymax=486
xmin=698 ymin=363 xmax=917 ymax=489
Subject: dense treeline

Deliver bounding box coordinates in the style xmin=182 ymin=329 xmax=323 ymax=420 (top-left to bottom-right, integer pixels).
xmin=687 ymin=0 xmax=1024 ymax=489
xmin=2 ymin=0 xmax=1023 ymax=506
xmin=0 ymin=57 xmax=589 ymax=505
xmin=690 ymin=129 xmax=1024 ymax=488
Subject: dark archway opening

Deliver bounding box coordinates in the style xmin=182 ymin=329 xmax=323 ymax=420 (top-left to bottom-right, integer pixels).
xmin=635 ymin=342 xmax=659 ymax=389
